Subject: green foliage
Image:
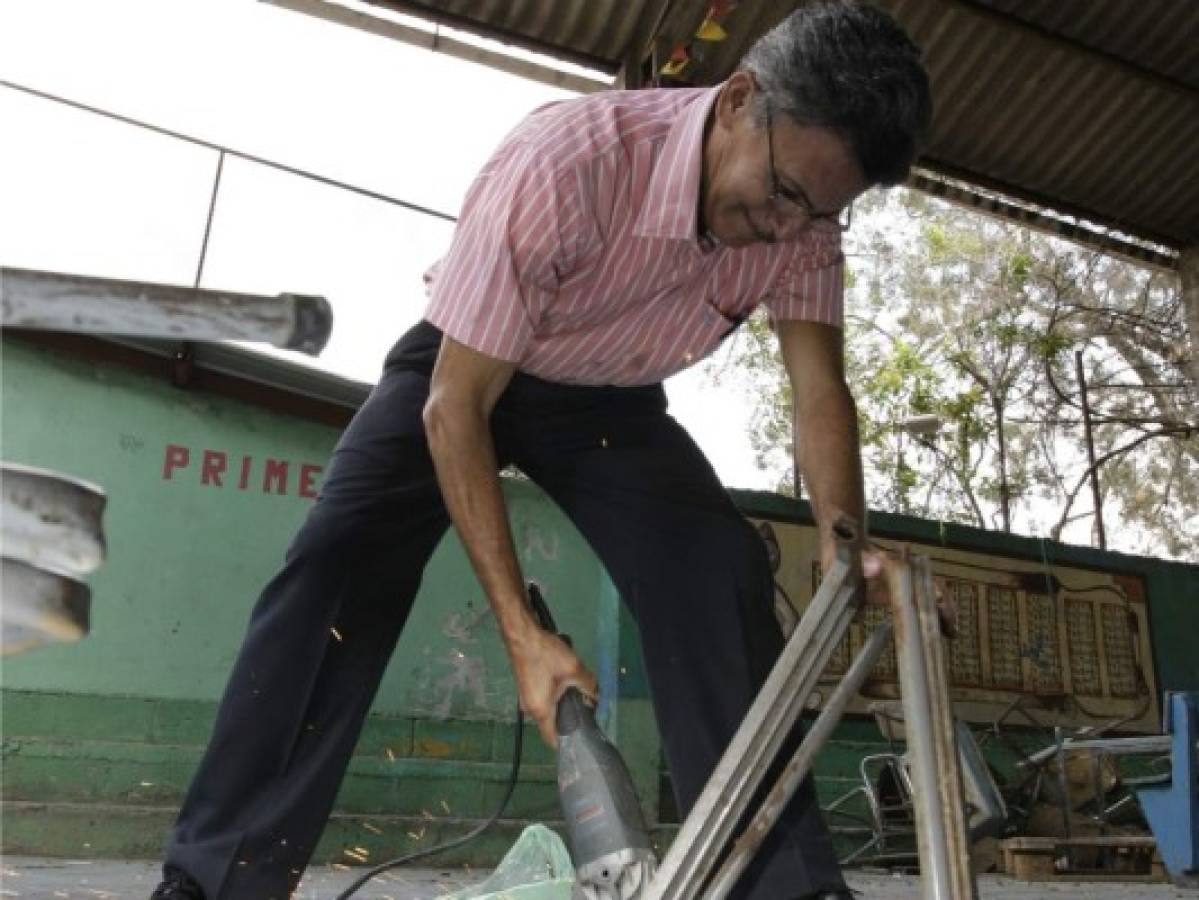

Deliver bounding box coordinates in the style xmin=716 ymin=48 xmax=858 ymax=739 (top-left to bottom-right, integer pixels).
xmin=707 ymin=187 xmax=1198 ymax=560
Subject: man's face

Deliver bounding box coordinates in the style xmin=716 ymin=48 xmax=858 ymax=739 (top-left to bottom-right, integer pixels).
xmin=702 ymin=73 xmax=867 ymax=248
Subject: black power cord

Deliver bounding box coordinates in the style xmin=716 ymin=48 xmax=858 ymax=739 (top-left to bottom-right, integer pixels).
xmin=332 ymin=704 xmax=525 ymax=899
xmin=334 ymin=584 xmax=560 ymax=900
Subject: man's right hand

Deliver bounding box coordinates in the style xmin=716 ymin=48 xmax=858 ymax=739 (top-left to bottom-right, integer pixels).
xmin=508 ymin=626 xmax=599 ymax=748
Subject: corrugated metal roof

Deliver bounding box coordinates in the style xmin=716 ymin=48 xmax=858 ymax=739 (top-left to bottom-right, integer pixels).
xmin=353 ymin=0 xmax=1198 ymax=264
xmin=972 ymin=0 xmax=1199 ymax=89
xmin=877 ymin=0 xmax=1198 ymax=254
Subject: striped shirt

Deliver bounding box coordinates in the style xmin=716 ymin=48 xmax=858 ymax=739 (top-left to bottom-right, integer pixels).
xmin=424 ymin=86 xmax=844 ymax=387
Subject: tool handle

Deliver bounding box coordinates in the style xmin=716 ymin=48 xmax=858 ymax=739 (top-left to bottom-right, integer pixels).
xmin=556 ymin=686 xmax=593 ymax=736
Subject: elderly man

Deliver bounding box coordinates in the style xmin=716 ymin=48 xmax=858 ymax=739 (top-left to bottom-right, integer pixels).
xmin=153 ymin=2 xmax=931 ymax=898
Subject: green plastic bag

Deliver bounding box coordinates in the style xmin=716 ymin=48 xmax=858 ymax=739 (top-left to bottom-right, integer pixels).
xmin=437 ymin=825 xmax=576 ymax=900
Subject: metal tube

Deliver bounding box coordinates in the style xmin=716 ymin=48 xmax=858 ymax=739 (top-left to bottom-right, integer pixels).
xmin=1019 ymin=734 xmax=1171 ymax=766
xmin=706 ymin=621 xmax=894 ymax=900
xmin=891 ymin=555 xmax=978 ymax=900
xmin=893 ymin=559 xmax=952 ymax=899
xmin=645 ymin=523 xmax=865 ymax=900
xmin=1 ymin=267 xmax=333 ymax=355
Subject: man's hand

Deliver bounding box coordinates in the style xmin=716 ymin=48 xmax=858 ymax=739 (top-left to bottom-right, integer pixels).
xmin=508 ymin=627 xmax=599 ymax=748
xmin=861 ymin=546 xmax=891 ymax=606
xmin=860 ymin=545 xmax=957 ymax=637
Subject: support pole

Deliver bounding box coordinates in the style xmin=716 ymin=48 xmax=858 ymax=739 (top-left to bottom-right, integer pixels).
xmin=890 ymin=554 xmax=979 ymax=900
xmin=1181 ymin=245 xmax=1199 ymax=392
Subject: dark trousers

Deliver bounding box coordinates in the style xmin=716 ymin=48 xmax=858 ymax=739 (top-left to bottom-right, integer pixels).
xmin=165 ymin=321 xmax=844 ymax=899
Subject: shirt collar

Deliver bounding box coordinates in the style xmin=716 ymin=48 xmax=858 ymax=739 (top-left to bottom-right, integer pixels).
xmin=633 ymin=85 xmax=722 ymax=243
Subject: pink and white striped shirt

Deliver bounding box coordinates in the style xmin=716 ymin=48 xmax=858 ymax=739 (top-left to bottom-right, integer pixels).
xmin=424 ymin=86 xmax=843 ymax=387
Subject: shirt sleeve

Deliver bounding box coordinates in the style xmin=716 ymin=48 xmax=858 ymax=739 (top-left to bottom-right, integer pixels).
xmin=759 ymin=230 xmax=845 ymax=326
xmin=424 ymin=140 xmax=578 ymax=363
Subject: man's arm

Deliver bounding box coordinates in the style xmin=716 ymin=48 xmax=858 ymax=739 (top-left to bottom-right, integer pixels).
xmin=776 ymin=319 xmax=866 ymax=572
xmin=423 ymin=336 xmax=598 ymax=746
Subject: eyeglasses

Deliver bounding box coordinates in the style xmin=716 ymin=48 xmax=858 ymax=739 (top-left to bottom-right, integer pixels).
xmin=765 ymin=104 xmax=853 ymax=233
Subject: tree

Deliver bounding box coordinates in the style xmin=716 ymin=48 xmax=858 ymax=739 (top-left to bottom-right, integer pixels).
xmin=708 ymin=190 xmax=1198 ymax=561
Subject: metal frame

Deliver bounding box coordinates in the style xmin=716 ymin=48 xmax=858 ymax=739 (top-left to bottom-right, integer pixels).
xmin=645 ymin=533 xmax=980 ymax=899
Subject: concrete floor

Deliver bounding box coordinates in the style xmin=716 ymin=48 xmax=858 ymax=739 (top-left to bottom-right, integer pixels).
xmin=2 ymin=857 xmax=1196 ymax=899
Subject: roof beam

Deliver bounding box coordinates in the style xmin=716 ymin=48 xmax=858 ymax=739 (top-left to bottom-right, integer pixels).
xmin=945 ymin=0 xmax=1196 ymax=99
xmin=908 ymin=169 xmax=1179 ymax=273
xmin=359 ymin=0 xmax=618 ymax=74
xmin=262 ymin=0 xmax=610 ymax=95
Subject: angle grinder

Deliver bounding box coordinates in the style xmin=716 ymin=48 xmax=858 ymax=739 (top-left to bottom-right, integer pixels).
xmin=525 ymin=584 xmax=658 ymax=900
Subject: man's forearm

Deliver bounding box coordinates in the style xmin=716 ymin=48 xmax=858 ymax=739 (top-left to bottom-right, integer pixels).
xmin=423 ymin=402 xmax=537 ymax=649
xmin=794 ymin=381 xmax=866 ymax=568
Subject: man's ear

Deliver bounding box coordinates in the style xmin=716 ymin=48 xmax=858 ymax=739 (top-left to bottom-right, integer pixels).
xmin=716 ymin=70 xmax=758 ymax=129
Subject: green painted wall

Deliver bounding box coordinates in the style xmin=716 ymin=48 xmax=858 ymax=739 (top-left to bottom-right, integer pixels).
xmin=0 ymin=339 xmax=624 ymax=716
xmin=0 ymin=337 xmax=658 ymax=862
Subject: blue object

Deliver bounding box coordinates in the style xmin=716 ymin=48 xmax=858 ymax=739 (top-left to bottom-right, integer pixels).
xmin=1136 ymin=691 xmax=1199 ymax=886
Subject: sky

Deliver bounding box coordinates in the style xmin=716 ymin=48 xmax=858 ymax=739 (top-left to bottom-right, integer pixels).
xmin=0 ymin=0 xmax=771 ymax=488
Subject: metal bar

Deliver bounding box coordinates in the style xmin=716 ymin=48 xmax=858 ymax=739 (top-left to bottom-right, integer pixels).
xmin=1020 ymin=734 xmax=1172 ymax=766
xmin=195 ymin=151 xmax=226 ymax=289
xmin=706 ymin=621 xmax=894 ymax=900
xmin=1 ymin=267 xmax=333 ymax=355
xmin=891 ymin=555 xmax=978 ymax=900
xmin=645 ymin=522 xmax=865 ymax=900
xmin=0 ymin=79 xmax=458 ymax=224
xmin=0 ymin=463 xmax=106 ymax=576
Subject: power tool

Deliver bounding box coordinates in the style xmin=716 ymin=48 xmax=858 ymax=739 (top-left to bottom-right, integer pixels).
xmin=526 ymin=584 xmax=658 ymax=900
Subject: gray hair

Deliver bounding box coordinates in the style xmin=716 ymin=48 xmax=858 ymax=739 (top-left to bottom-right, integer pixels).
xmin=740 ymin=0 xmax=932 ymax=185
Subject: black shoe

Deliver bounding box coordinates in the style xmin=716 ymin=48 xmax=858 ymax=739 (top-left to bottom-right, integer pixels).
xmin=150 ymin=865 xmax=206 ymax=899
xmin=799 ymin=890 xmax=858 ymax=900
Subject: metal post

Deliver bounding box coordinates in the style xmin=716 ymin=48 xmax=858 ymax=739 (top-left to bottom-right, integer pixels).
xmin=1180 ymin=245 xmax=1199 ymax=391
xmin=1 ymin=267 xmax=333 ymax=355
xmin=891 ymin=554 xmax=978 ymax=900
xmin=1074 ymin=350 xmax=1107 ymax=549
xmin=194 ymin=151 xmax=225 ymax=289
